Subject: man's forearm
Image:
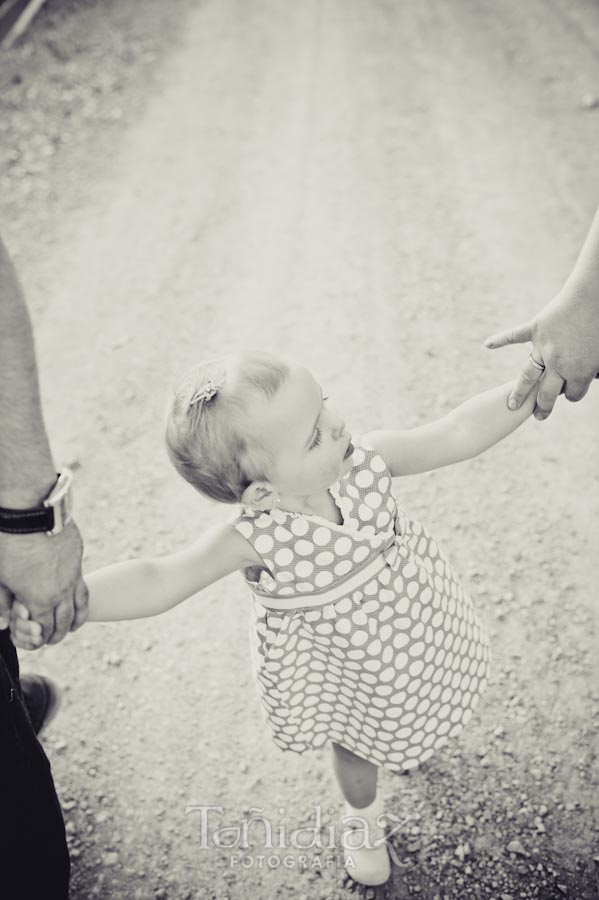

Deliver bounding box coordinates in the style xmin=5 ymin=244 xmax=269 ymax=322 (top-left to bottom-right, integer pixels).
xmin=0 ymin=237 xmax=56 ymax=507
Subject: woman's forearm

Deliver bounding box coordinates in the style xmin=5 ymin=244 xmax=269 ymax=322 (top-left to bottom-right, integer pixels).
xmin=563 ymin=204 xmax=599 ymax=300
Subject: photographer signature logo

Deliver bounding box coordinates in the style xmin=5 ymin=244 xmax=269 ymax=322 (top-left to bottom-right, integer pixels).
xmin=185 ymin=804 xmax=410 ymax=869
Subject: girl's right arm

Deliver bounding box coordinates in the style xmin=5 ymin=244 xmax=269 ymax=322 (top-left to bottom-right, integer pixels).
xmin=10 ymin=523 xmax=260 ymax=643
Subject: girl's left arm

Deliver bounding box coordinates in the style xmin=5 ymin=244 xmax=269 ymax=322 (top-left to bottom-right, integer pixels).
xmin=367 ymin=380 xmax=537 ymax=477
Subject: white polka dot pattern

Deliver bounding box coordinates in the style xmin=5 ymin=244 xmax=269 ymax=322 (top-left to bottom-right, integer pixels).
xmin=233 ymin=437 xmax=490 ymax=774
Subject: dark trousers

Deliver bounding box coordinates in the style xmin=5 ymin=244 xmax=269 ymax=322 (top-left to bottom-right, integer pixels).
xmin=0 ymin=630 xmax=70 ymax=899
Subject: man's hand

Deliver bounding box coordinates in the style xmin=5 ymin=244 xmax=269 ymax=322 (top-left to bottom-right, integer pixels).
xmin=0 ymin=521 xmax=89 ymax=645
xmin=484 ymin=284 xmax=599 ymax=419
xmin=0 ymin=582 xmax=12 ymax=630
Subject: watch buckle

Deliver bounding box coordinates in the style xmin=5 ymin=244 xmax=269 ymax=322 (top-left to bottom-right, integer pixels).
xmin=44 ymin=470 xmax=74 ymax=536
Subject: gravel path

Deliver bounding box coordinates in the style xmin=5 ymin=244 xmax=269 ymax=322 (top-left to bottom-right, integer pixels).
xmin=1 ymin=1 xmax=598 ymax=898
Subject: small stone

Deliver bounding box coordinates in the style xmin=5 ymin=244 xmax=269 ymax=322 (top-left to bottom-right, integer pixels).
xmin=455 ymin=843 xmax=470 ymax=861
xmin=581 ymin=93 xmax=599 ymax=110
xmin=103 ymin=851 xmax=119 ymax=866
xmin=538 ymin=805 xmax=549 ymax=817
xmin=506 ymin=838 xmax=529 ymax=857
xmin=557 ymin=885 xmax=568 ymax=895
xmin=500 ymin=895 xmax=513 ymax=900
xmin=407 ymin=839 xmax=422 ymax=852
xmin=479 ymin=756 xmax=491 ymax=768
xmin=54 ymin=738 xmax=67 ymax=752
xmin=104 ymin=652 xmax=122 ymax=667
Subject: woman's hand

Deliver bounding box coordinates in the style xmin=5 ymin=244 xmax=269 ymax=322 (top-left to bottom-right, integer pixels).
xmin=485 ymin=284 xmax=599 ymax=419
xmin=485 ymin=206 xmax=599 ymax=420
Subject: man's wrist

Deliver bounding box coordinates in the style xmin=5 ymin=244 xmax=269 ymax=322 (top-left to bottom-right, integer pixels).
xmin=0 ymin=468 xmax=57 ymax=509
xmin=0 ymin=470 xmax=74 ymax=535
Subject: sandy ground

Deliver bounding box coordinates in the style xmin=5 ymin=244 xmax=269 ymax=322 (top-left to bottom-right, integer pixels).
xmin=1 ymin=1 xmax=598 ymax=898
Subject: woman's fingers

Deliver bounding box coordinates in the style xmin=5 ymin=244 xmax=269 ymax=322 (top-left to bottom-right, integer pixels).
xmin=564 ymin=375 xmax=594 ymax=403
xmin=507 ymin=354 xmax=545 ymax=410
xmin=534 ymin=370 xmax=564 ymax=420
xmin=484 ymin=322 xmax=533 ymax=349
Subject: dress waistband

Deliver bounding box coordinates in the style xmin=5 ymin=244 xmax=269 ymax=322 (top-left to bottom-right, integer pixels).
xmin=250 ymin=525 xmax=410 ymax=612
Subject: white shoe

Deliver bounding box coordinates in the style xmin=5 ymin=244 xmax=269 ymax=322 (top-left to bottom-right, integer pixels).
xmin=341 ymin=796 xmax=391 ymax=886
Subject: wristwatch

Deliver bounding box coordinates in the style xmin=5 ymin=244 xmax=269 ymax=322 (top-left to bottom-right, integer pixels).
xmin=0 ymin=469 xmax=74 ymax=536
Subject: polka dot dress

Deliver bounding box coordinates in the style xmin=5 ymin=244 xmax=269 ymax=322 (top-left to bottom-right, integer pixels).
xmin=231 ymin=438 xmax=490 ymax=773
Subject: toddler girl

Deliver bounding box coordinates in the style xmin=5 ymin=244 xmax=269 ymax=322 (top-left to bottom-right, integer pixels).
xmin=13 ymin=351 xmax=536 ymax=886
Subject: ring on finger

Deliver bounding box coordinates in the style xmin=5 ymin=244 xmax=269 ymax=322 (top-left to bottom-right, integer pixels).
xmin=529 ymin=353 xmax=545 ymax=372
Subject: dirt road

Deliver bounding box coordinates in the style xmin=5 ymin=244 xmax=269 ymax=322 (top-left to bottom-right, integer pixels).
xmin=1 ymin=1 xmax=598 ymax=898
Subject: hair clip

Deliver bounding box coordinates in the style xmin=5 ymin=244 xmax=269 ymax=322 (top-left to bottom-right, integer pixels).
xmin=189 ymin=378 xmax=223 ymax=407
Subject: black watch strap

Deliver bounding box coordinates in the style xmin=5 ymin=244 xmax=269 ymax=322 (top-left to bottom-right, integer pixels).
xmin=0 ymin=505 xmax=54 ymax=534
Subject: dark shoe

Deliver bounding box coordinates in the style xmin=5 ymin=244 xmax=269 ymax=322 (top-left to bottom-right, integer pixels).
xmin=20 ymin=674 xmax=62 ymax=737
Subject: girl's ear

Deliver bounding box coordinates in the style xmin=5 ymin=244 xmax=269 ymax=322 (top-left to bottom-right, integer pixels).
xmin=241 ymin=481 xmax=278 ymax=511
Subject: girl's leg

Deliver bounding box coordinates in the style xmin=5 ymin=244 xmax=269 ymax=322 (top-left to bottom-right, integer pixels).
xmin=331 ymin=742 xmax=390 ymax=886
xmin=331 ymin=741 xmax=378 ymax=808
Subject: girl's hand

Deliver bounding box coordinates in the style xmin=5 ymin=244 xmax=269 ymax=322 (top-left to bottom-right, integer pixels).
xmin=9 ymin=600 xmax=43 ymax=651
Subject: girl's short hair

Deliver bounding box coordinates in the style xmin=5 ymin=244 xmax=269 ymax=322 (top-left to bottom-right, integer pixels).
xmin=165 ymin=353 xmax=289 ymax=503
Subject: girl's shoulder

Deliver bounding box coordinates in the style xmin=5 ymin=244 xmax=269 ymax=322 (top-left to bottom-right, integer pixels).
xmin=224 ymin=509 xmax=266 ymax=568
xmin=228 ymin=505 xmax=287 ymax=566
xmin=346 ymin=434 xmax=393 ymax=482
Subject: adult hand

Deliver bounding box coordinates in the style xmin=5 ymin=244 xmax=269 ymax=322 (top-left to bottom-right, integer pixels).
xmin=0 ymin=521 xmax=89 ymax=645
xmin=0 ymin=582 xmax=12 ymax=630
xmin=484 ymin=283 xmax=599 ymax=420
xmin=485 ymin=206 xmax=599 ymax=419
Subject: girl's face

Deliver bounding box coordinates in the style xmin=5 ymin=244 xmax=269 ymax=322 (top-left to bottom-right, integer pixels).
xmin=242 ymin=364 xmax=354 ymax=501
